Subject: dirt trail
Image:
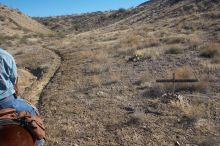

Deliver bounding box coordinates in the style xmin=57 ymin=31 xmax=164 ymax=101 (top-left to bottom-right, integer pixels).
xmin=22 ymin=47 xmax=61 ymax=106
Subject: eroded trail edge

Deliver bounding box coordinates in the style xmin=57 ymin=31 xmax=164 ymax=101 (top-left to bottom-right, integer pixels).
xmin=22 ymin=48 xmax=61 ymax=106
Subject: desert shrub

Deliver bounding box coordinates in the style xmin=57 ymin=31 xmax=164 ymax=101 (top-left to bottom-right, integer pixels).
xmin=91 ymin=75 xmax=102 ymax=87
xmin=118 ymin=8 xmax=126 ymax=13
xmin=142 ymin=37 xmax=160 ymax=48
xmin=117 ymin=47 xmax=136 ymax=56
xmin=0 ymin=15 xmax=5 ymax=21
xmin=120 ymin=32 xmax=144 ymax=49
xmin=0 ymin=35 xmax=18 ymax=45
xmin=19 ymin=37 xmax=28 ymax=44
xmin=199 ymin=43 xmax=220 ymax=62
xmin=164 ymin=66 xmax=207 ymax=92
xmin=165 ymin=45 xmax=183 ymax=54
xmin=0 ymin=36 xmax=4 ymax=45
xmin=143 ymin=83 xmax=164 ymax=98
xmin=92 ymin=51 xmax=108 ymax=63
xmin=161 ymin=36 xmax=188 ymax=44
xmin=86 ymin=63 xmax=109 ymax=75
xmin=109 ymin=71 xmax=121 ymax=83
xmin=175 ymin=66 xmax=193 ymax=78
xmin=143 ymin=67 xmax=207 ymax=96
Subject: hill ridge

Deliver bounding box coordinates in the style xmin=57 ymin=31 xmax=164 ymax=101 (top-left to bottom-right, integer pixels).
xmin=0 ymin=4 xmax=52 ymax=36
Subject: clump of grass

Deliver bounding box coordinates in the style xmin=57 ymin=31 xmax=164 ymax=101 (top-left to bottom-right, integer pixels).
xmin=199 ymin=43 xmax=220 ymax=63
xmin=0 ymin=15 xmax=5 ymax=21
xmin=87 ymin=63 xmax=109 ymax=75
xmin=92 ymin=51 xmax=108 ymax=63
xmin=142 ymin=37 xmax=160 ymax=48
xmin=171 ymin=96 xmax=206 ymax=119
xmin=91 ymin=75 xmax=102 ymax=87
xmin=130 ymin=107 xmax=146 ymax=122
xmin=19 ymin=36 xmax=29 ymax=44
xmin=117 ymin=47 xmax=137 ymax=57
xmin=0 ymin=35 xmax=18 ymax=45
xmin=109 ymin=71 xmax=121 ymax=83
xmin=175 ymin=66 xmax=193 ymax=79
xmin=165 ymin=45 xmax=183 ymax=54
xmin=119 ymin=31 xmax=147 ymax=49
xmin=139 ymin=71 xmax=153 ymax=83
xmin=143 ymin=83 xmax=164 ymax=98
xmin=144 ymin=66 xmax=207 ymax=97
xmin=161 ymin=36 xmax=188 ymax=44
xmin=165 ymin=66 xmax=207 ymax=92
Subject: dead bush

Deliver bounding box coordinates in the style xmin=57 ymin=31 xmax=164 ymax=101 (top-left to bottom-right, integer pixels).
xmin=120 ymin=33 xmax=143 ymax=49
xmin=165 ymin=45 xmax=184 ymax=54
xmin=200 ymin=43 xmax=220 ymax=63
xmin=87 ymin=63 xmax=109 ymax=75
xmin=143 ymin=83 xmax=164 ymax=98
xmin=164 ymin=66 xmax=208 ymax=92
xmin=91 ymin=75 xmax=102 ymax=87
xmin=161 ymin=36 xmax=188 ymax=44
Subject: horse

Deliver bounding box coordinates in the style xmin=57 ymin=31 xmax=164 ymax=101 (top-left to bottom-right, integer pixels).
xmin=0 ymin=119 xmax=37 ymax=146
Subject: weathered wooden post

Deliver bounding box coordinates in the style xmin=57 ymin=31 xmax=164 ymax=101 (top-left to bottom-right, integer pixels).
xmin=156 ymin=73 xmax=199 ymax=95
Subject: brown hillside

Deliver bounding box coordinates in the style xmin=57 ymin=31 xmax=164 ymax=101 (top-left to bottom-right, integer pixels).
xmin=37 ymin=0 xmax=220 ymax=145
xmin=0 ymin=4 xmax=52 ymax=37
xmin=35 ymin=0 xmax=220 ymax=34
xmin=1 ymin=0 xmax=220 ymax=145
xmin=34 ymin=8 xmax=145 ymax=33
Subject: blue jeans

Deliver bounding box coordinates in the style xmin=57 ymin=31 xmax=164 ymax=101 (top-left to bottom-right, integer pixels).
xmin=0 ymin=94 xmax=44 ymax=146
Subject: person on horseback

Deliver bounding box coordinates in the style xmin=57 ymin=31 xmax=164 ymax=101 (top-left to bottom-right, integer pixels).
xmin=0 ymin=48 xmax=44 ymax=146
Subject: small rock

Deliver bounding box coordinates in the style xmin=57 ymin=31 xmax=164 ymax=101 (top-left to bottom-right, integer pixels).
xmin=96 ymin=91 xmax=109 ymax=98
xmin=175 ymin=141 xmax=180 ymax=146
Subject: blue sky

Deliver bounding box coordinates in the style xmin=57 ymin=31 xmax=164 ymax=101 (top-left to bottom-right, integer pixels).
xmin=0 ymin=0 xmax=148 ymax=17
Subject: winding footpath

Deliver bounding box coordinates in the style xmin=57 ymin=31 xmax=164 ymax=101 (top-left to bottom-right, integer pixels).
xmin=22 ymin=47 xmax=62 ymax=106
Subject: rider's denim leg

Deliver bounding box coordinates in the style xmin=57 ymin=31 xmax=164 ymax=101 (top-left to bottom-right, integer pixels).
xmin=0 ymin=95 xmax=37 ymax=116
xmin=36 ymin=139 xmax=45 ymax=146
xmin=0 ymin=95 xmax=15 ymax=109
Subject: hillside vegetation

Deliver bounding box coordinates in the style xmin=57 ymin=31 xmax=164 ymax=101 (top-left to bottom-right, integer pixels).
xmin=0 ymin=4 xmax=51 ymax=36
xmin=0 ymin=0 xmax=220 ymax=146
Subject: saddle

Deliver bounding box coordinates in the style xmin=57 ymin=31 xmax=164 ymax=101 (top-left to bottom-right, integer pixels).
xmin=0 ymin=108 xmax=45 ymax=140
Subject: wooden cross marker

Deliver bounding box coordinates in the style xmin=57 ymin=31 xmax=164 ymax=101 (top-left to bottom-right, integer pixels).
xmin=156 ymin=73 xmax=199 ymax=95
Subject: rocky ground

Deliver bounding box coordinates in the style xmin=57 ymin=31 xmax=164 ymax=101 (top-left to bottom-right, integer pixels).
xmin=0 ymin=0 xmax=220 ymax=146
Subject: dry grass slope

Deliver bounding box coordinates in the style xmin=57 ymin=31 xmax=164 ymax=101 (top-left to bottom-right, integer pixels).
xmin=1 ymin=0 xmax=220 ymax=146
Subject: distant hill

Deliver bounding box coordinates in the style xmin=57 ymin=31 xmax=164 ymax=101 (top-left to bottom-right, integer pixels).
xmin=34 ymin=8 xmax=145 ymax=34
xmin=0 ymin=4 xmax=52 ymax=37
xmin=35 ymin=0 xmax=220 ymax=34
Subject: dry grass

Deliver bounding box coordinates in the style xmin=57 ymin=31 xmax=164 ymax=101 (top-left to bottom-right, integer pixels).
xmin=165 ymin=44 xmax=184 ymax=54
xmin=161 ymin=35 xmax=189 ymax=44
xmin=92 ymin=51 xmax=108 ymax=63
xmin=139 ymin=71 xmax=154 ymax=83
xmin=171 ymin=96 xmax=206 ymax=119
xmin=91 ymin=75 xmax=102 ymax=87
xmin=171 ymin=95 xmax=219 ymax=137
xmin=109 ymin=71 xmax=121 ymax=83
xmin=167 ymin=66 xmax=207 ymax=92
xmin=119 ymin=33 xmax=143 ymax=49
xmin=2 ymin=1 xmax=219 ymax=145
xmin=175 ymin=66 xmax=194 ymax=79
xmin=130 ymin=107 xmax=146 ymax=122
xmin=134 ymin=47 xmax=162 ymax=59
xmin=200 ymin=43 xmax=220 ymax=63
xmin=87 ymin=63 xmax=109 ymax=74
